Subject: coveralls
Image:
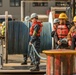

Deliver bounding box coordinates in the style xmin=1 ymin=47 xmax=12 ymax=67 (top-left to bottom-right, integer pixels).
xmin=29 ymin=20 xmax=42 ymax=71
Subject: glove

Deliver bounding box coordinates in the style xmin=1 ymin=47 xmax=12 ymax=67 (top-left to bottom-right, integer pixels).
xmin=29 ymin=42 xmax=32 ymax=45
xmin=57 ymin=40 xmax=61 ymax=45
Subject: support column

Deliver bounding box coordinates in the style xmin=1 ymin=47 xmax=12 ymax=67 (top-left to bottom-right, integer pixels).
xmin=5 ymin=11 xmax=8 ymax=63
xmin=21 ymin=1 xmax=24 ymax=21
xmin=70 ymin=0 xmax=75 ymax=18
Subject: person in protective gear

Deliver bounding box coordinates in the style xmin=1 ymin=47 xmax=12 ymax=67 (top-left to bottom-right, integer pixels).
xmin=54 ymin=13 xmax=73 ymax=75
xmin=54 ymin=13 xmax=69 ymax=49
xmin=67 ymin=16 xmax=76 ymax=50
xmin=51 ymin=18 xmax=59 ymax=49
xmin=21 ymin=16 xmax=30 ymax=65
xmin=29 ymin=13 xmax=43 ymax=71
xmin=51 ymin=18 xmax=59 ymax=37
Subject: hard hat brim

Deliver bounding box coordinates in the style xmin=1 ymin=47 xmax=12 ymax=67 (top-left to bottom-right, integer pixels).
xmin=30 ymin=16 xmax=38 ymax=21
xmin=73 ymin=20 xmax=76 ymax=22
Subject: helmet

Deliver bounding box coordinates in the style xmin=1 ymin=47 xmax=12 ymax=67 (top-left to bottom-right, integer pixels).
xmin=59 ymin=13 xmax=68 ymax=20
xmin=2 ymin=21 xmax=5 ymax=26
xmin=53 ymin=18 xmax=59 ymax=24
xmin=30 ymin=13 xmax=38 ymax=19
xmin=25 ymin=16 xmax=30 ymax=21
xmin=73 ymin=16 xmax=76 ymax=22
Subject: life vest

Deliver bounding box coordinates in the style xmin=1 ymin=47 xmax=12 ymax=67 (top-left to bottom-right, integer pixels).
xmin=30 ymin=21 xmax=43 ymax=36
xmin=56 ymin=24 xmax=69 ymax=38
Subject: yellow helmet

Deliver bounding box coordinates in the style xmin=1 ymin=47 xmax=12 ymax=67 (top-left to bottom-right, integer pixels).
xmin=59 ymin=13 xmax=68 ymax=20
xmin=73 ymin=16 xmax=76 ymax=22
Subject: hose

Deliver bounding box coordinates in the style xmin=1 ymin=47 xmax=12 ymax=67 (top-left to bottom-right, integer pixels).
xmin=31 ymin=44 xmax=47 ymax=60
xmin=56 ymin=38 xmax=68 ymax=49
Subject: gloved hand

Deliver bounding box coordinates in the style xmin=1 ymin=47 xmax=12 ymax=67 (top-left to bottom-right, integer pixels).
xmin=29 ymin=42 xmax=32 ymax=45
xmin=57 ymin=40 xmax=61 ymax=45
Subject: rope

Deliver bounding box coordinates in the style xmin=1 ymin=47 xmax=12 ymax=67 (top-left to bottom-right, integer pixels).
xmin=31 ymin=44 xmax=46 ymax=60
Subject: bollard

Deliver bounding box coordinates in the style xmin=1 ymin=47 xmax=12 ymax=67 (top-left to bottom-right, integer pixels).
xmin=43 ymin=50 xmax=75 ymax=75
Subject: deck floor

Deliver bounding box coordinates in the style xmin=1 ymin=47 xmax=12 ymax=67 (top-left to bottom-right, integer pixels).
xmin=1 ymin=53 xmax=47 ymax=71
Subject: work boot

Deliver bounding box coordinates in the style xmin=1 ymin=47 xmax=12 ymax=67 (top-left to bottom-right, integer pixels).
xmin=21 ymin=55 xmax=27 ymax=65
xmin=30 ymin=62 xmax=33 ymax=65
xmin=30 ymin=65 xmax=40 ymax=71
xmin=21 ymin=60 xmax=27 ymax=65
